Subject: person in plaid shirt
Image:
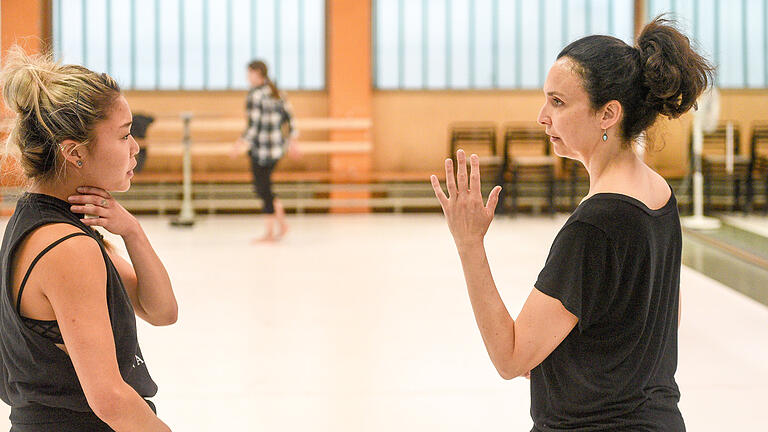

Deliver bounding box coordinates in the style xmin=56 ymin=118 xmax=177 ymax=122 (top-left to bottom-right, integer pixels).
xmin=233 ymin=60 xmax=298 ymax=242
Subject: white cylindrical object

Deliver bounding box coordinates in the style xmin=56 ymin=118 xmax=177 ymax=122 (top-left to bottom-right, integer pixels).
xmin=173 ymin=112 xmax=196 ymax=226
xmin=682 ymin=114 xmax=721 ymax=230
xmin=693 ymin=171 xmax=704 ymax=217
xmin=725 ymin=121 xmax=734 ymax=175
xmin=692 ymin=115 xmax=704 ymax=218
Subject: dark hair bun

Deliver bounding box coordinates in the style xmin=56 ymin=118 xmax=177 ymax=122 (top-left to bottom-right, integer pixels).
xmin=637 ymin=16 xmax=714 ymax=119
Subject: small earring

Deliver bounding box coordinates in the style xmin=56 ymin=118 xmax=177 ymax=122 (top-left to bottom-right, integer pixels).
xmin=76 ymin=160 xmax=83 ymax=167
xmin=602 ymin=130 xmax=608 ymax=142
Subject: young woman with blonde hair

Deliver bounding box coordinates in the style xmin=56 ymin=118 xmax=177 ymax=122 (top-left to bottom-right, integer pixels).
xmin=0 ymin=47 xmax=177 ymax=431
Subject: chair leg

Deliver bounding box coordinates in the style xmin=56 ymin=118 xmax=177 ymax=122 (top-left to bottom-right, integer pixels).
xmin=548 ymin=167 xmax=555 ymax=215
xmin=746 ymin=170 xmax=754 ymax=213
xmin=703 ymin=169 xmax=711 ymax=212
xmin=764 ymin=173 xmax=768 ymax=215
xmin=570 ymin=167 xmax=577 ymax=210
xmin=511 ymin=168 xmax=518 ymax=216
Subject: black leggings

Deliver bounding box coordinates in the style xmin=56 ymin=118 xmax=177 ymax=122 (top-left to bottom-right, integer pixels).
xmin=249 ymin=158 xmax=278 ymax=214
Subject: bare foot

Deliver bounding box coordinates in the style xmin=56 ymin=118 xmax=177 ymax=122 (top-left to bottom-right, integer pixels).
xmin=251 ymin=233 xmax=277 ymax=244
xmin=275 ymin=223 xmax=289 ymax=240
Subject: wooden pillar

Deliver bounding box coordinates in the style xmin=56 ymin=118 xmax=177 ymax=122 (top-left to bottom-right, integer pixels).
xmin=1 ymin=1 xmax=52 ymax=211
xmin=634 ymin=0 xmax=647 ymax=38
xmin=327 ymin=0 xmax=372 ymax=212
xmin=1 ymin=0 xmax=52 ymax=57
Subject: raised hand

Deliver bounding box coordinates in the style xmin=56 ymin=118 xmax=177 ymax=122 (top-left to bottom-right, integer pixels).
xmin=231 ymin=138 xmax=248 ymax=159
xmin=68 ymin=186 xmax=140 ymax=237
xmin=430 ymin=149 xmax=502 ymax=248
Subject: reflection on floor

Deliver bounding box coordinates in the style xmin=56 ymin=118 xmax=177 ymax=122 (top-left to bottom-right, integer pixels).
xmin=684 ymin=215 xmax=768 ymax=306
xmin=0 ymin=214 xmax=765 ymax=431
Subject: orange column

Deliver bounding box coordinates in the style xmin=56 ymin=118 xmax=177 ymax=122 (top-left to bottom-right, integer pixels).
xmin=1 ymin=1 xmax=52 ymax=210
xmin=1 ymin=0 xmax=51 ymax=56
xmin=327 ymin=0 xmax=372 ymax=212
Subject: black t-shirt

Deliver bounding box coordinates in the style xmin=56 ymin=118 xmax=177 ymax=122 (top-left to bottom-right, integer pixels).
xmin=531 ymin=192 xmax=684 ymax=432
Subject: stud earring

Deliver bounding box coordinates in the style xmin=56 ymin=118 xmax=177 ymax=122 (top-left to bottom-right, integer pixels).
xmin=602 ymin=130 xmax=608 ymax=142
xmin=76 ymin=160 xmax=83 ymax=167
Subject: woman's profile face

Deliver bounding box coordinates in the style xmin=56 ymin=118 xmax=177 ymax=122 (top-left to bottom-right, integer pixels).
xmin=80 ymin=95 xmax=139 ymax=192
xmin=537 ymin=58 xmax=604 ymax=162
xmin=248 ymin=68 xmax=265 ymax=87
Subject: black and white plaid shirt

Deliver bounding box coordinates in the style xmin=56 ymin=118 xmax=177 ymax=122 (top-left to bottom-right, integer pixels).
xmin=242 ymin=85 xmax=297 ymax=165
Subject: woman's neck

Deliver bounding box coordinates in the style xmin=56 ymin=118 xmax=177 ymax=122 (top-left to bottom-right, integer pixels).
xmin=583 ymin=142 xmax=647 ymax=198
xmin=28 ymin=177 xmax=82 ymax=203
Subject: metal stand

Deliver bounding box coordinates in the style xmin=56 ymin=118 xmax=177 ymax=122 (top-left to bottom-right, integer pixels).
xmin=682 ymin=115 xmax=721 ymax=230
xmin=171 ymin=112 xmax=195 ymax=227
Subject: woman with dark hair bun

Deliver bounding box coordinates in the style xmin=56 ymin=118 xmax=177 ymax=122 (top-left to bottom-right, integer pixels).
xmin=431 ymin=17 xmax=713 ymax=431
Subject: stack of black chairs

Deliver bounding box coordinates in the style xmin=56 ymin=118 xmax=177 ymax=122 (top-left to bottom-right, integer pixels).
xmin=689 ymin=122 xmax=749 ymax=212
xmin=748 ymin=122 xmax=768 ymax=212
xmin=448 ymin=122 xmax=504 ymax=185
xmin=499 ymin=125 xmax=557 ymax=215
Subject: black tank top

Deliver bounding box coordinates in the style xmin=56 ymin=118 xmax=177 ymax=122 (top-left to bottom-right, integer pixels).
xmin=0 ymin=193 xmax=157 ymax=424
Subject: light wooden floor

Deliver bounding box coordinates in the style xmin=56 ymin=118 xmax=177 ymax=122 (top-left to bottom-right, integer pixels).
xmin=0 ymin=213 xmax=765 ymax=431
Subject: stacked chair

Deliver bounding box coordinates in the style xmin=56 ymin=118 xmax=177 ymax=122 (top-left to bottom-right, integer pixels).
xmin=689 ymin=122 xmax=749 ymax=212
xmin=448 ymin=122 xmax=504 ymax=186
xmin=562 ymin=159 xmax=589 ymax=211
xmin=499 ymin=124 xmax=557 ymax=215
xmin=748 ymin=123 xmax=768 ymax=213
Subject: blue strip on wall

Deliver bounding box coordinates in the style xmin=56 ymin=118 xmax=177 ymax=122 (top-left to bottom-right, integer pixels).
xmin=585 ymin=0 xmax=592 ymax=34
xmin=446 ymin=0 xmax=452 ymax=87
xmin=202 ymin=0 xmax=209 ymax=89
xmin=608 ymin=0 xmax=615 ymax=36
xmin=714 ymin=0 xmax=720 ymax=86
xmin=693 ymin=0 xmax=699 ymax=47
xmin=155 ymin=0 xmax=161 ymax=89
xmin=742 ymin=0 xmax=748 ymax=87
xmin=492 ymin=0 xmax=499 ymax=87
xmin=251 ymin=0 xmax=258 ymax=59
xmin=130 ymin=0 xmax=137 ymax=88
xmin=106 ymin=0 xmax=112 ymax=74
xmin=515 ymin=0 xmax=521 ymax=88
xmin=179 ymin=0 xmax=185 ymax=89
xmin=299 ymin=0 xmax=306 ymax=89
xmin=54 ymin=0 xmax=62 ymax=60
xmin=398 ymin=0 xmax=405 ymax=88
xmin=538 ymin=0 xmax=545 ymax=87
xmin=82 ymin=0 xmax=88 ymax=67
xmin=562 ymin=0 xmax=568 ymax=48
xmin=227 ymin=0 xmax=233 ymax=88
xmin=648 ymin=0 xmax=654 ymax=21
xmin=422 ymin=0 xmax=428 ymax=88
xmin=275 ymin=0 xmax=281 ymax=82
xmin=469 ymin=0 xmax=475 ymax=87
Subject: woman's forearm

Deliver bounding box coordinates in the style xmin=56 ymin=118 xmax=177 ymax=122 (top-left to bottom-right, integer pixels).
xmin=93 ymin=383 xmax=170 ymax=432
xmin=122 ymin=225 xmax=178 ymax=325
xmin=457 ymin=241 xmax=518 ymax=378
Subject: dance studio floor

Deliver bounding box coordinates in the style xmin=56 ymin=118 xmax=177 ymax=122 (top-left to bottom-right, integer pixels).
xmin=0 ymin=213 xmax=766 ymax=430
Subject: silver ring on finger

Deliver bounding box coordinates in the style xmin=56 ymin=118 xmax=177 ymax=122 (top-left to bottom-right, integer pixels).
xmin=100 ymin=198 xmax=108 ymax=208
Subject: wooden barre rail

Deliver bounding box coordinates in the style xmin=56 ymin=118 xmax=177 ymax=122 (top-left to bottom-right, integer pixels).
xmin=149 ymin=117 xmax=372 ymax=134
xmin=145 ymin=141 xmax=372 ymax=155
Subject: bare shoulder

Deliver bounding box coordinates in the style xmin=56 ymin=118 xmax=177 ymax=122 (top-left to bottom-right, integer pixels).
xmin=19 ymin=223 xmax=105 ymax=282
xmin=650 ymin=168 xmax=673 ymax=203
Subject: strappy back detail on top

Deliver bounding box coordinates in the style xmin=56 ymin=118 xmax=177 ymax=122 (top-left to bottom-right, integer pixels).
xmin=15 ymin=232 xmax=90 ymax=345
